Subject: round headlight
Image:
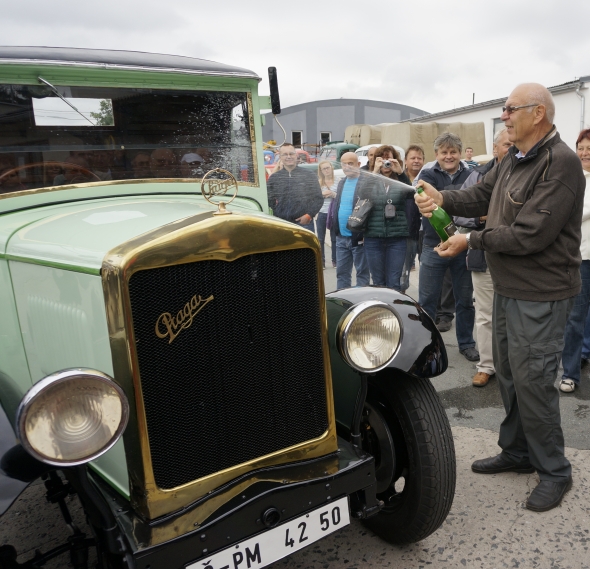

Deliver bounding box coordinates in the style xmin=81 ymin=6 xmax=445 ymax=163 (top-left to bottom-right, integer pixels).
xmin=16 ymin=369 xmax=129 ymax=466
xmin=337 ymin=301 xmax=402 ymax=372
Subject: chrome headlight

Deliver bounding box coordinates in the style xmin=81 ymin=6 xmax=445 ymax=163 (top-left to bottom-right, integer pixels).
xmin=337 ymin=301 xmax=402 ymax=372
xmin=16 ymin=369 xmax=129 ymax=466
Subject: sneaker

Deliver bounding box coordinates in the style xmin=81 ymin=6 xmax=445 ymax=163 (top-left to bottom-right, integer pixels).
xmin=460 ymin=347 xmax=480 ymax=362
xmin=559 ymin=379 xmax=576 ymax=393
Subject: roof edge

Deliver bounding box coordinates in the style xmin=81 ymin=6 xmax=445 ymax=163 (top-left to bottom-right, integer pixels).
xmin=406 ymin=78 xmax=589 ymax=123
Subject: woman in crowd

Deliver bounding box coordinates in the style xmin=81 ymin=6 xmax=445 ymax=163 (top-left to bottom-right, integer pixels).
xmin=316 ymin=160 xmax=338 ymax=268
xmin=359 ymin=145 xmax=419 ymax=290
xmin=560 ymin=128 xmax=590 ymax=392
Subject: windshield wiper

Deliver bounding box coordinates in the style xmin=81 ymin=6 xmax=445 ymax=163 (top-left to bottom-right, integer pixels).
xmin=37 ymin=76 xmax=96 ymax=126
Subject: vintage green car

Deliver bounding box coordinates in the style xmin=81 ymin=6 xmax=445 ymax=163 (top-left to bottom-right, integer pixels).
xmin=298 ymin=142 xmax=359 ymax=172
xmin=0 ymin=47 xmax=455 ymax=569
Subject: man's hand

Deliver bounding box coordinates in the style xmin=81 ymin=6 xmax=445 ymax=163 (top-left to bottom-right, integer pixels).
xmin=296 ymin=213 xmax=312 ymax=225
xmin=414 ymin=180 xmax=443 ymax=218
xmin=435 ymin=234 xmax=468 ymax=257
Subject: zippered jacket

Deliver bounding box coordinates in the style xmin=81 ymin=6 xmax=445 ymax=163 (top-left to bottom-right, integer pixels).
xmin=443 ymin=128 xmax=585 ymax=301
xmin=267 ymin=166 xmax=323 ymax=222
xmin=357 ymin=172 xmax=417 ymax=239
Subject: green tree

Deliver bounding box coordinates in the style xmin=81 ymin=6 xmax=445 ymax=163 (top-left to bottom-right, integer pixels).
xmin=90 ymin=99 xmax=114 ymax=126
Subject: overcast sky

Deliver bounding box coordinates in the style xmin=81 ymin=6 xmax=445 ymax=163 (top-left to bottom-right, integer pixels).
xmin=2 ymin=0 xmax=589 ymax=115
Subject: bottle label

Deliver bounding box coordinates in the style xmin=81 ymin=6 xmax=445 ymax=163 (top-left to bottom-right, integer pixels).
xmin=443 ymin=222 xmax=457 ymax=237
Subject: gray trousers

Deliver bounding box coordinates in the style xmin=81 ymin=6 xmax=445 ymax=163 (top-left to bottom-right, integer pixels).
xmin=494 ymin=293 xmax=573 ymax=481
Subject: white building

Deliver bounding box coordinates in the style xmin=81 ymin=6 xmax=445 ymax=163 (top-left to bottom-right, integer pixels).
xmin=407 ymin=76 xmax=590 ymax=154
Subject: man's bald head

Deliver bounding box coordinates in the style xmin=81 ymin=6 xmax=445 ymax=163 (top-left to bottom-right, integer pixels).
xmin=340 ymin=152 xmax=360 ymax=178
xmin=502 ymin=83 xmax=555 ymax=154
xmin=512 ymin=83 xmax=555 ymax=124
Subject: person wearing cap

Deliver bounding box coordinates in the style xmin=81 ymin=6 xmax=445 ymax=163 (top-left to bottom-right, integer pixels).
xmin=180 ymin=152 xmax=204 ymax=178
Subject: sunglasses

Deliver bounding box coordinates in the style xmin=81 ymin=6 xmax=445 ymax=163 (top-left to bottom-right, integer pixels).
xmin=502 ymin=104 xmax=537 ymax=115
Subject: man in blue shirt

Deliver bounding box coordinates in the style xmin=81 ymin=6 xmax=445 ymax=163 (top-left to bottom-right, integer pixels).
xmin=329 ymin=152 xmax=370 ymax=289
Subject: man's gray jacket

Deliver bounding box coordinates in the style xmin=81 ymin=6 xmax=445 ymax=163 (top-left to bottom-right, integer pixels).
xmin=442 ymin=128 xmax=586 ymax=302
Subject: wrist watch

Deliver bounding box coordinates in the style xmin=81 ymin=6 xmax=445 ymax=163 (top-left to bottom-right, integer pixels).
xmin=465 ymin=232 xmax=473 ymax=249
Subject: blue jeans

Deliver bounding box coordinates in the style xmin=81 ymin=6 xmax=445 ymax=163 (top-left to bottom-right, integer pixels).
xmin=418 ymin=245 xmax=475 ymax=350
xmin=336 ymin=235 xmax=370 ymax=289
xmin=316 ymin=212 xmax=336 ymax=266
xmin=364 ymin=237 xmax=407 ymax=291
xmin=583 ymin=304 xmax=590 ymax=359
xmin=561 ymin=260 xmax=590 ymax=385
xmin=296 ymin=220 xmax=315 ymax=233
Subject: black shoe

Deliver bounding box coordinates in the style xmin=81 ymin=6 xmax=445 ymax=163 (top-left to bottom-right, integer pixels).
xmin=472 ymin=454 xmax=535 ymax=474
xmin=526 ymin=478 xmax=572 ymax=512
xmin=460 ymin=347 xmax=480 ymax=362
xmin=436 ymin=319 xmax=452 ymax=332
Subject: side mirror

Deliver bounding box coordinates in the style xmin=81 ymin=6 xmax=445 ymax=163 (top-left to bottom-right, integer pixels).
xmin=268 ymin=67 xmax=281 ymax=115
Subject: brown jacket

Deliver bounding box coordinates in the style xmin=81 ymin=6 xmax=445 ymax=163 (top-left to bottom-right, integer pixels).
xmin=443 ymin=128 xmax=585 ymax=301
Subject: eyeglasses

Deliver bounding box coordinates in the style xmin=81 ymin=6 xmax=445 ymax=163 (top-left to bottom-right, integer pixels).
xmin=280 ymin=152 xmax=297 ymax=157
xmin=502 ymin=104 xmax=537 ymax=115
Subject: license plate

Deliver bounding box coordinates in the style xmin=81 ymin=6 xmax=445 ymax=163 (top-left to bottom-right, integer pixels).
xmin=186 ymin=496 xmax=350 ymax=569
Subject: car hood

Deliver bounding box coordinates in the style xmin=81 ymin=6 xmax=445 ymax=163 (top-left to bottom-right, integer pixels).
xmin=3 ymin=196 xmax=265 ymax=274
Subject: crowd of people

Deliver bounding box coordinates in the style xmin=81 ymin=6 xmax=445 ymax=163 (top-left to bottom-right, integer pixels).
xmin=268 ymin=82 xmax=589 ymax=513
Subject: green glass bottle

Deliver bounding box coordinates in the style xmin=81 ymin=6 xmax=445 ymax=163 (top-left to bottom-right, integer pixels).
xmin=416 ymin=187 xmax=458 ymax=242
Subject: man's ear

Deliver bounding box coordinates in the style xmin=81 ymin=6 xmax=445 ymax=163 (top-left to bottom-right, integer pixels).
xmin=533 ymin=104 xmax=546 ymax=125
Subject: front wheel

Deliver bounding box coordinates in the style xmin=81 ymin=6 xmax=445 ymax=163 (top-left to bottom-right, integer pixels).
xmin=361 ymin=373 xmax=456 ymax=544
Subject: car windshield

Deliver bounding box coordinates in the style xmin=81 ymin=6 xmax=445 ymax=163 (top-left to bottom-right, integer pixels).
xmin=0 ymin=84 xmax=254 ymax=195
xmin=319 ymin=147 xmax=338 ymax=161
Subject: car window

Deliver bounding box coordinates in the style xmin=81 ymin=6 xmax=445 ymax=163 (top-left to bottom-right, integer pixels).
xmin=319 ymin=148 xmax=337 ymax=161
xmin=0 ymin=85 xmax=255 ymax=195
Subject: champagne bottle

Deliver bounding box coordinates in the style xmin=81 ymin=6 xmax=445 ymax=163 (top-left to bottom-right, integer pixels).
xmin=416 ymin=187 xmax=458 ymax=242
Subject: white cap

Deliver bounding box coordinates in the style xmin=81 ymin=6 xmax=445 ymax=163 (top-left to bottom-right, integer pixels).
xmin=181 ymin=153 xmax=204 ymax=164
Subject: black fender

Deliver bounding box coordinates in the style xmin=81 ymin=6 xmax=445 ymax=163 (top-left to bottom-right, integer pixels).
xmin=0 ymin=401 xmax=50 ymax=516
xmin=325 ymin=286 xmax=447 ymax=433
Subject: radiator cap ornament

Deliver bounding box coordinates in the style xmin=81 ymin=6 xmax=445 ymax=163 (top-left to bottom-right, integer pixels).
xmin=200 ymin=169 xmax=239 ymax=215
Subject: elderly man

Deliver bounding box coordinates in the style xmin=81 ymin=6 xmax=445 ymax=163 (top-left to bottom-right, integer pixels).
xmin=415 ymin=83 xmax=586 ymax=512
xmin=415 ymin=132 xmax=478 ymax=362
xmin=267 ymin=143 xmax=323 ymax=232
xmin=329 ymin=152 xmax=370 ymax=289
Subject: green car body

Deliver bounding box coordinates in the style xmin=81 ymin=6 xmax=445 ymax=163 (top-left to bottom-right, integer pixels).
xmin=298 ymin=142 xmax=359 ymax=172
xmin=0 ymin=47 xmax=455 ymax=569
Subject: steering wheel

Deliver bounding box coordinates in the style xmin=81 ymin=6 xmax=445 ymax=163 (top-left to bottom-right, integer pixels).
xmin=0 ymin=161 xmax=102 ymax=186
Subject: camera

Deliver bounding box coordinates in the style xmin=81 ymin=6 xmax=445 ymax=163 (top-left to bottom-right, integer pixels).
xmin=382 ymin=160 xmax=392 ymax=167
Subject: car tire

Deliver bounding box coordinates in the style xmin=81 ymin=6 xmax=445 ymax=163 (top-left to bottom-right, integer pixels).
xmin=360 ymin=373 xmax=456 ymax=545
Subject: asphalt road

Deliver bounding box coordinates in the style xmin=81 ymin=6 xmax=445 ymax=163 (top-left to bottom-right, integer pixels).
xmin=3 ymin=255 xmax=590 ymax=569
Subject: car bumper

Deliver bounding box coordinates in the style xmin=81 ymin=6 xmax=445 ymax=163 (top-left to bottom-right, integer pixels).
xmin=92 ymin=437 xmax=377 ymax=569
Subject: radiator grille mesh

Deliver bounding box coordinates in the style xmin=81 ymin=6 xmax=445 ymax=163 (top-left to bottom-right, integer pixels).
xmin=128 ymin=248 xmax=328 ymax=489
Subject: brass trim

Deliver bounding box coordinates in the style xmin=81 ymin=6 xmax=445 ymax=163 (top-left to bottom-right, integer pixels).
xmin=0 ymin=177 xmax=259 ymax=202
xmin=102 ymin=213 xmax=337 ymax=521
xmin=200 ymin=168 xmax=238 ymax=214
xmin=247 ymin=92 xmax=259 ymax=186
xmin=133 ymin=455 xmax=340 ymax=547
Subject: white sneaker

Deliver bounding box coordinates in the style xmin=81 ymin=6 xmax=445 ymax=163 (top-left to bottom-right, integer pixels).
xmin=559 ymin=379 xmax=576 ymax=393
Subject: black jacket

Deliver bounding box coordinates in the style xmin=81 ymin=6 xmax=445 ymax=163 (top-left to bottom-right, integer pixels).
xmin=329 ymin=175 xmax=370 ymax=246
xmin=444 ymin=128 xmax=585 ymax=302
xmin=457 ymin=158 xmax=497 ymax=272
xmin=267 ymin=166 xmax=323 ymax=222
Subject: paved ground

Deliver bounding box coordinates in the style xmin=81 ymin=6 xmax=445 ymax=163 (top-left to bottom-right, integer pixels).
xmin=3 ymin=253 xmax=590 ymax=569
